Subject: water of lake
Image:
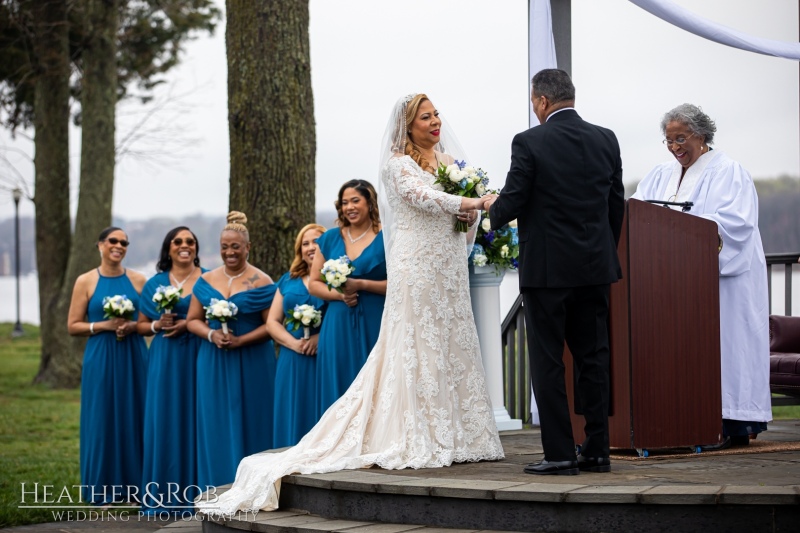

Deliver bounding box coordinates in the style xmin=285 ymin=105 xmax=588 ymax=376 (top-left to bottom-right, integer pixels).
xmin=1 ymin=269 xmax=798 ymax=326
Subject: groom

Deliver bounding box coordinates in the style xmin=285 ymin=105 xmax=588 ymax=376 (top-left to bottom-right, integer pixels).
xmin=485 ymin=69 xmax=625 ymax=475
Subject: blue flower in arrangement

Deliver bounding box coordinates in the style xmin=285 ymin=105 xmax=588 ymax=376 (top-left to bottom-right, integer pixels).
xmin=469 ymin=203 xmax=519 ymax=274
xmin=454 ymin=159 xmax=467 ymax=170
xmin=459 ymin=178 xmax=468 ymax=189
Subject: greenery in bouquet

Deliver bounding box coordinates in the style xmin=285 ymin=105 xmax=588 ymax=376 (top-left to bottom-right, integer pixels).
xmin=433 ymin=159 xmax=490 ymax=232
xmin=469 ymin=211 xmax=519 ymax=273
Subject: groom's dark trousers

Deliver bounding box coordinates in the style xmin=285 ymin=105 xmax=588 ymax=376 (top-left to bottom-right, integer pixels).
xmin=489 ymin=108 xmax=625 ymax=462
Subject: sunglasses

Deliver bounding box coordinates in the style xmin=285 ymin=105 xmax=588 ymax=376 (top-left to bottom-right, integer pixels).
xmin=172 ymin=238 xmax=196 ymax=246
xmin=106 ymin=237 xmax=130 ymax=247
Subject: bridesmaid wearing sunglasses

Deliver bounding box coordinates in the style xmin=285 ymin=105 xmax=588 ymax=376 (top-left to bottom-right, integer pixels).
xmin=67 ymin=226 xmax=148 ymax=505
xmin=136 ymin=227 xmax=206 ymax=514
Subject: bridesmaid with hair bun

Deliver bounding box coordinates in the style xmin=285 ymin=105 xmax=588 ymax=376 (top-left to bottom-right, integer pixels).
xmin=186 ymin=212 xmax=277 ymax=489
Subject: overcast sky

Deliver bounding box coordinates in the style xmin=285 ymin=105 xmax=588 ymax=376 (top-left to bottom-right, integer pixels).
xmin=1 ymin=0 xmax=798 ymax=222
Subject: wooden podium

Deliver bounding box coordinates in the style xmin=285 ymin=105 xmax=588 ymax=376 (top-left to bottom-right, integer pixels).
xmin=565 ymin=198 xmax=722 ymax=451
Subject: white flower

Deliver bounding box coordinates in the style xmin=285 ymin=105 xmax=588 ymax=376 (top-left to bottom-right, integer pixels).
xmin=475 ymin=183 xmax=486 ymax=196
xmin=449 ymin=170 xmax=465 ymax=183
xmin=481 ymin=218 xmax=491 ymax=232
xmin=445 ymin=163 xmax=460 ymax=175
xmin=293 ymin=310 xmax=302 ymax=319
xmin=500 ymin=245 xmax=510 ymax=258
xmin=473 ymin=253 xmax=488 ymax=267
xmin=509 ymin=219 xmax=518 ymax=228
xmin=153 ymin=293 xmax=163 ymax=302
xmin=462 ymin=166 xmax=476 ymax=175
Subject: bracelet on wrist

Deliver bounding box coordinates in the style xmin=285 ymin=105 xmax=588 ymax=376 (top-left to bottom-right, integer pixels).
xmin=150 ymin=321 xmax=158 ymax=334
xmin=89 ymin=322 xmax=95 ymax=335
xmin=207 ymin=329 xmax=214 ymax=343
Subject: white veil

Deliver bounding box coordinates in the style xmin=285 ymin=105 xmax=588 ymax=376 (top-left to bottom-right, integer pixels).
xmin=377 ymin=93 xmax=476 ymax=260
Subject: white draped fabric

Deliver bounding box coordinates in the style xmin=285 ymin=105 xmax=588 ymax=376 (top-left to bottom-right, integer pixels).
xmin=528 ymin=0 xmax=557 ymax=128
xmin=632 ymin=150 xmax=773 ymax=424
xmin=525 ymin=0 xmax=558 ymax=425
xmin=629 ymin=0 xmax=800 ymax=61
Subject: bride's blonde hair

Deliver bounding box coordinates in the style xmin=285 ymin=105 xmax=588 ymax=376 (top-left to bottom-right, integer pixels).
xmin=403 ymin=93 xmax=434 ymax=172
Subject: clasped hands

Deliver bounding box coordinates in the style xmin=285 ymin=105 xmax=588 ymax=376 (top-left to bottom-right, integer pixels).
xmin=458 ymin=193 xmax=500 ymax=224
xmin=209 ymin=329 xmax=243 ymax=350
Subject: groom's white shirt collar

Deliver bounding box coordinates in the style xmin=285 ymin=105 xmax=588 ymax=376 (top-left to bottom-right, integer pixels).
xmin=546 ymin=107 xmax=575 ymax=122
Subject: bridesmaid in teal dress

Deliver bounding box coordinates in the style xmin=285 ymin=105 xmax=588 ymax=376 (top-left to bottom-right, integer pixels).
xmin=267 ymin=224 xmax=327 ymax=448
xmin=310 ymin=180 xmax=387 ymax=416
xmin=136 ymin=227 xmax=205 ymax=514
xmin=187 ymin=212 xmax=277 ymax=489
xmin=67 ymin=227 xmax=148 ymax=505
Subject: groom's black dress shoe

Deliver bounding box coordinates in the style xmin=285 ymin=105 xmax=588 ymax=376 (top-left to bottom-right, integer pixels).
xmin=577 ymin=455 xmax=611 ymax=473
xmin=524 ymin=459 xmax=579 ymax=476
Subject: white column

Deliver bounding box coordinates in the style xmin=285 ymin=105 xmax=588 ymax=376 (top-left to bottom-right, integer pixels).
xmin=469 ymin=265 xmax=522 ymax=431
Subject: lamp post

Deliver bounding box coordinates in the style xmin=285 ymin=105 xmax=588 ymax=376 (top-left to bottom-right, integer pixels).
xmin=12 ymin=187 xmax=24 ymax=337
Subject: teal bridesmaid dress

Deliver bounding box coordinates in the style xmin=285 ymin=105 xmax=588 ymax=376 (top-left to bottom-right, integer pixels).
xmin=314 ymin=228 xmax=386 ymax=417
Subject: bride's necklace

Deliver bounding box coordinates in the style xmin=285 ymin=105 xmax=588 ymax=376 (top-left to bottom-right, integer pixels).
xmin=223 ymin=266 xmax=247 ymax=288
xmin=170 ymin=266 xmax=195 ymax=289
xmin=347 ymin=226 xmax=371 ymax=244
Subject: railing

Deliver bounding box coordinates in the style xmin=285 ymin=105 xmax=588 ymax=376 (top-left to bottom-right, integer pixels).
xmin=500 ymin=252 xmax=800 ymax=423
xmin=767 ymin=252 xmax=799 ymax=316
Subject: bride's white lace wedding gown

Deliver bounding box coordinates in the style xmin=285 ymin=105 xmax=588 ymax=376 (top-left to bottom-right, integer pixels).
xmin=197 ymin=154 xmax=504 ymax=515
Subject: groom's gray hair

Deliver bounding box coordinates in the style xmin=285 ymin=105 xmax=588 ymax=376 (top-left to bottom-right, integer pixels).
xmin=532 ymin=69 xmax=575 ymax=104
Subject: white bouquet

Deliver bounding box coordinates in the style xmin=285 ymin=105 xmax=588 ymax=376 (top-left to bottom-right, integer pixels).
xmin=152 ymin=285 xmax=182 ymax=313
xmin=285 ymin=304 xmax=323 ymax=340
xmin=204 ymin=298 xmax=239 ymax=334
xmin=102 ymin=295 xmax=135 ymax=341
xmin=320 ymin=255 xmax=355 ymax=293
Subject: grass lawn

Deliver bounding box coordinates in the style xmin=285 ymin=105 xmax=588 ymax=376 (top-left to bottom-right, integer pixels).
xmin=0 ymin=323 xmax=83 ymax=528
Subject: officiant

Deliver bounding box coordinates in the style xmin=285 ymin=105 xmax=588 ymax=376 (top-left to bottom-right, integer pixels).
xmin=631 ymin=103 xmax=771 ymax=447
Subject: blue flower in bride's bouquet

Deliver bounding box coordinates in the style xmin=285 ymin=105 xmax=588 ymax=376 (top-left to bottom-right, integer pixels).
xmin=455 ymin=159 xmax=466 ymax=170
xmin=459 ymin=178 xmax=468 ymax=188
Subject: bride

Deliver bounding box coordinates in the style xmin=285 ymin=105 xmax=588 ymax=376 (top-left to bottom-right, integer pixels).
xmin=197 ymin=93 xmax=504 ymax=515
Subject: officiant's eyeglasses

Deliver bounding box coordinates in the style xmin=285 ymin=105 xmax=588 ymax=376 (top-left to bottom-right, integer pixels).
xmin=172 ymin=238 xmax=196 ymax=246
xmin=105 ymin=237 xmax=129 ymax=247
xmin=662 ymin=133 xmax=695 ymax=147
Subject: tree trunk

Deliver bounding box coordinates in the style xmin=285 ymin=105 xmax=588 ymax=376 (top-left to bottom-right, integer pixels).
xmin=30 ymin=0 xmax=75 ymax=387
xmin=226 ymin=0 xmax=315 ymax=276
xmin=51 ymin=0 xmax=120 ymax=380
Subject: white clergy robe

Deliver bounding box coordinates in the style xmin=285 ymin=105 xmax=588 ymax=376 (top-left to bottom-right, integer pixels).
xmin=632 ymin=150 xmax=772 ymax=424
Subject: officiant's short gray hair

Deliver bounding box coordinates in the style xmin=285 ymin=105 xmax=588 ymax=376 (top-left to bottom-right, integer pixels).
xmin=531 ymin=69 xmax=575 ymax=103
xmin=661 ymin=104 xmax=717 ymax=145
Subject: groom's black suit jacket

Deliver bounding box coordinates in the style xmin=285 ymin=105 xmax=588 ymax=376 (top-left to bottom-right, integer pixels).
xmin=490 ymin=109 xmax=625 ymax=288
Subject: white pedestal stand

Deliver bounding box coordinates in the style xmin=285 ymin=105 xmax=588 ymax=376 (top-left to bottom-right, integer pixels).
xmin=469 ymin=264 xmax=523 ymax=431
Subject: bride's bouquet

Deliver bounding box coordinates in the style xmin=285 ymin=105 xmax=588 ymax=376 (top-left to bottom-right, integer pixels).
xmin=205 ymin=298 xmax=238 ymax=335
xmin=320 ymin=256 xmax=355 ymax=293
xmin=434 ymin=159 xmax=490 ymax=232
xmin=285 ymin=304 xmax=323 ymax=340
xmin=102 ymin=295 xmax=135 ymax=341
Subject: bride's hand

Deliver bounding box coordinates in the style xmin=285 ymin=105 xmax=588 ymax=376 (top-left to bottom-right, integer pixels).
xmin=456 ymin=210 xmax=478 ymax=226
